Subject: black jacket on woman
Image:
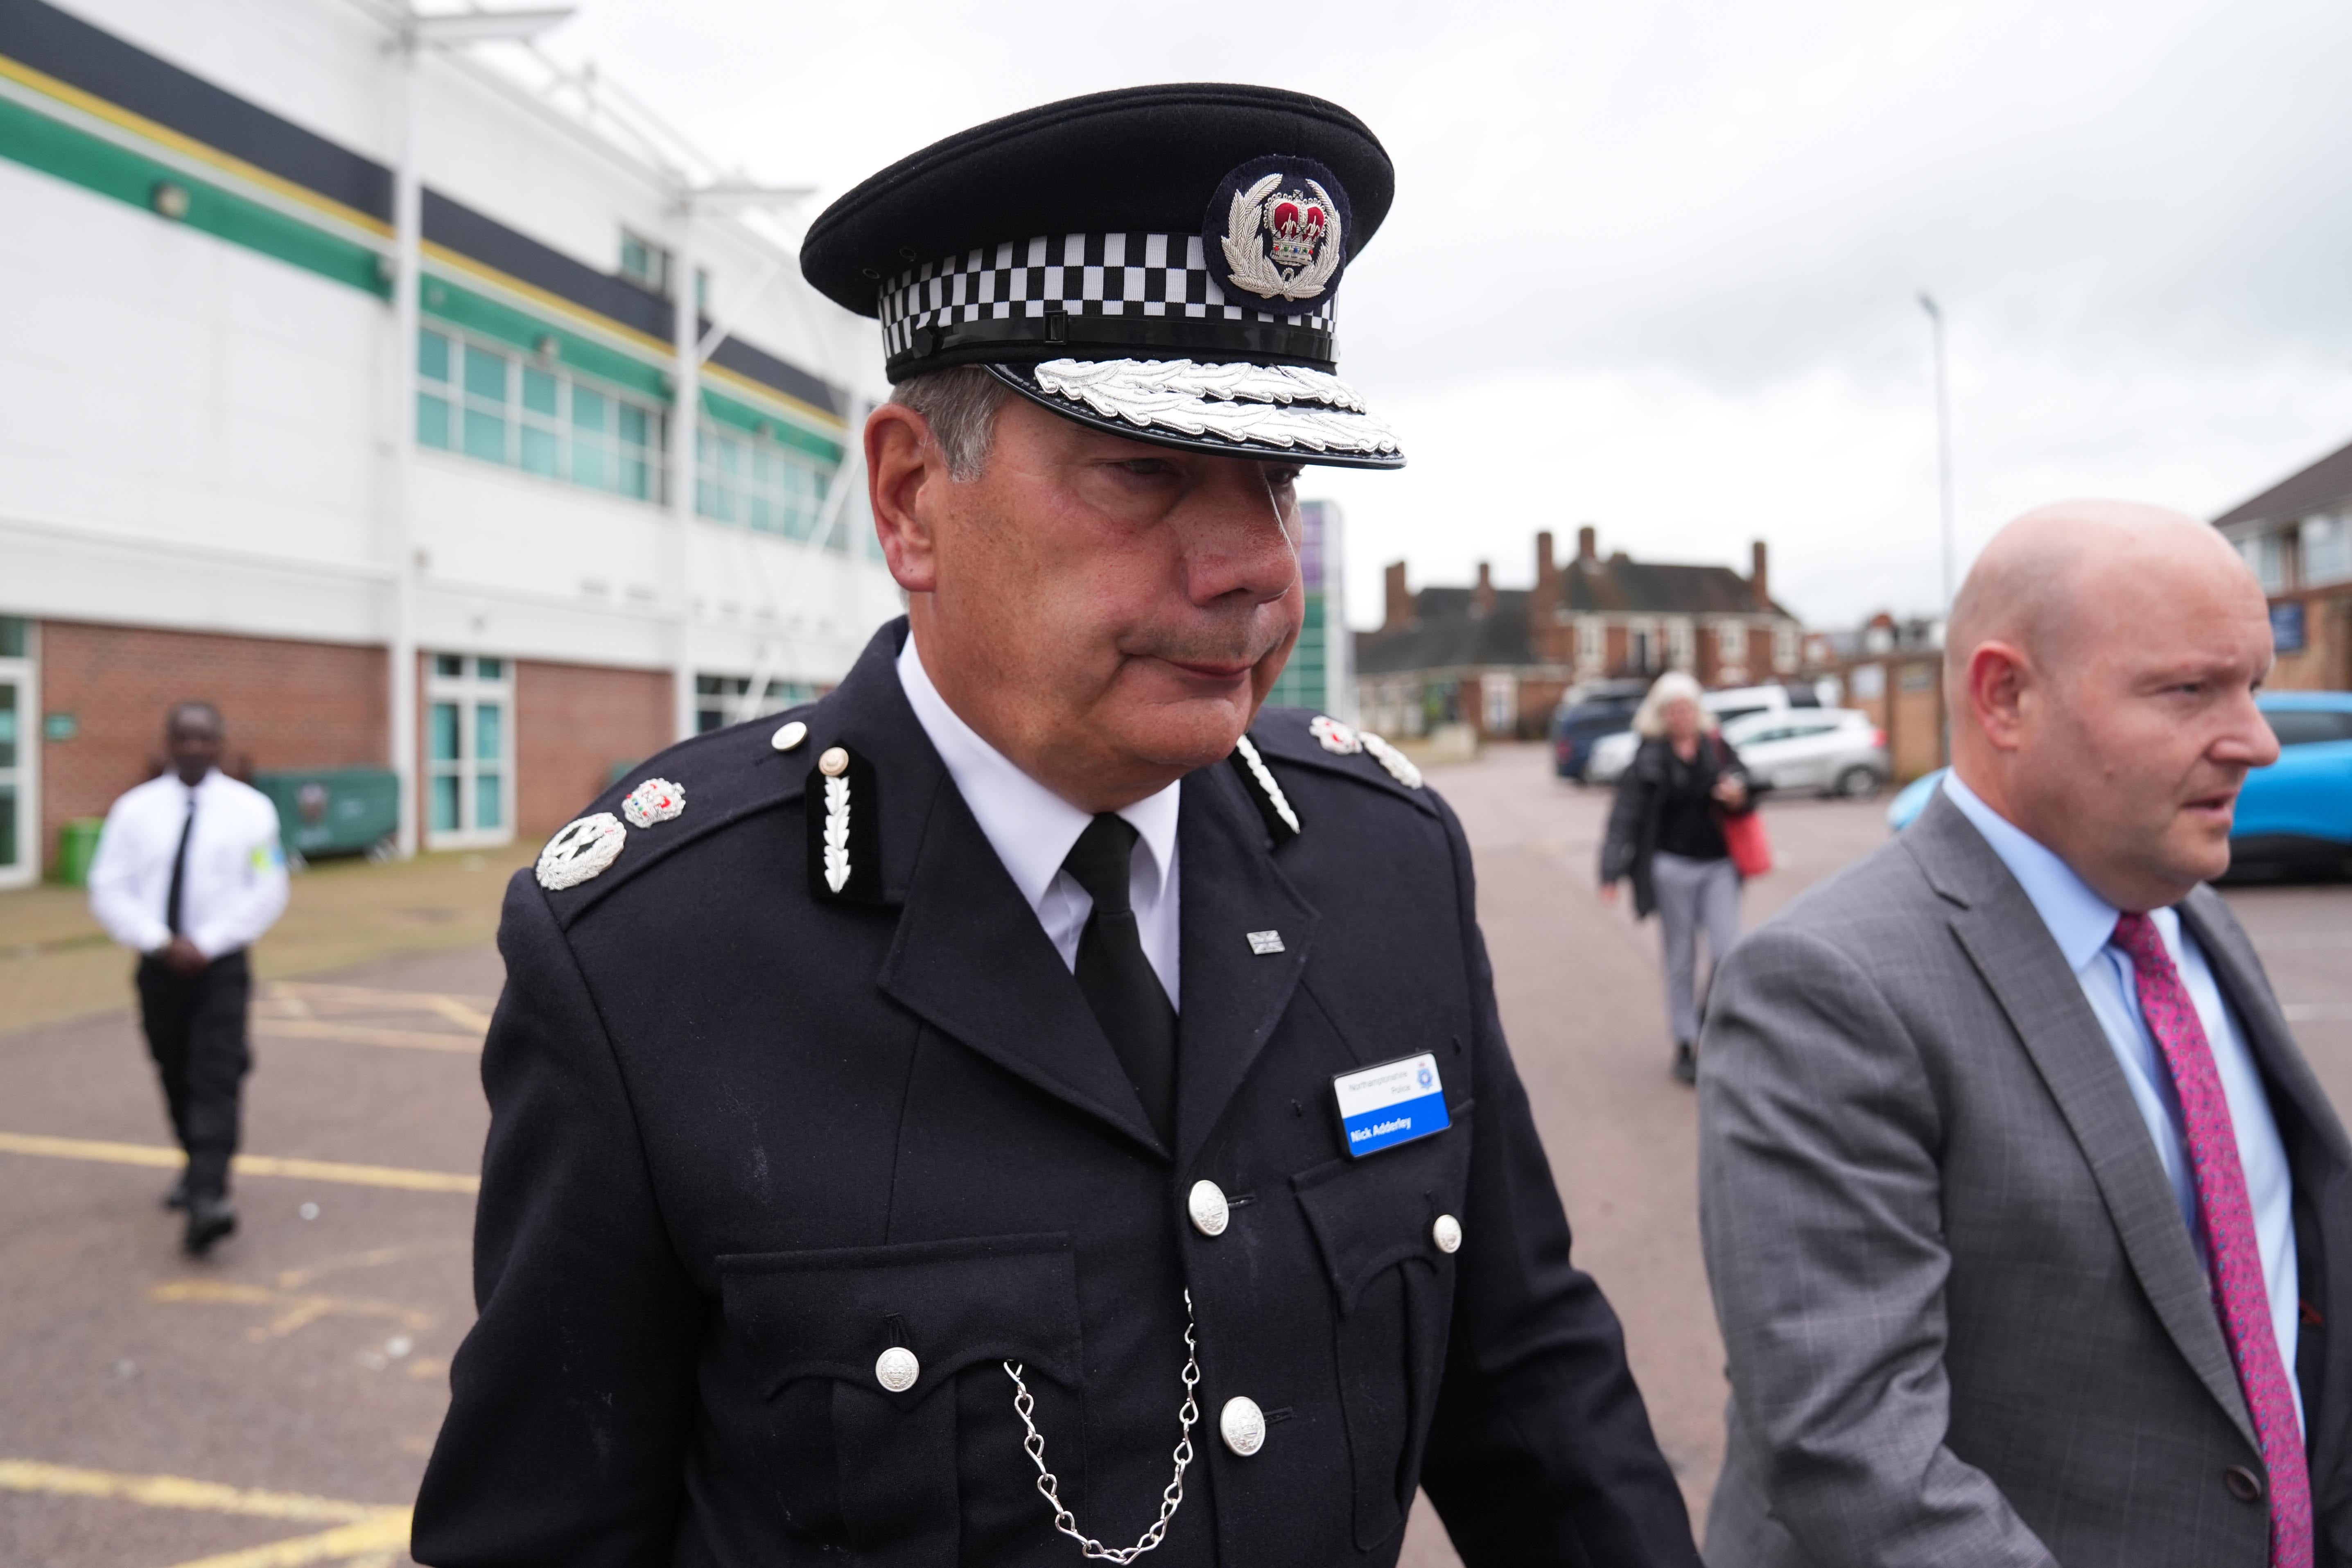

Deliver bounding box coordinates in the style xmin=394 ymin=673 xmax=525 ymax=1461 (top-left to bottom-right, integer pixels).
xmin=1599 ymin=734 xmax=1754 ymax=920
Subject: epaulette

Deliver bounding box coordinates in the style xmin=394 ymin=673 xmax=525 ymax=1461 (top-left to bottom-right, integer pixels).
xmin=531 ymin=704 xmax=820 ymax=926
xmin=1242 ymin=707 xmax=1440 ymax=818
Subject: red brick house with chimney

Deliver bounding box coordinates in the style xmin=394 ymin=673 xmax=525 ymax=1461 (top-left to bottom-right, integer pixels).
xmin=1355 ymin=527 xmax=1803 ymax=740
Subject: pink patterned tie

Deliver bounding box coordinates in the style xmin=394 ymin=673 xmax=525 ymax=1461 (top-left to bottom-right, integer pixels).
xmin=2113 ymin=912 xmax=2311 ymax=1568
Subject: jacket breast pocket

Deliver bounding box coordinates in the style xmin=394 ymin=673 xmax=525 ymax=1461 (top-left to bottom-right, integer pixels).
xmin=1292 ymin=1105 xmax=1473 ymax=1551
xmin=718 ymin=1232 xmax=1082 ymax=1568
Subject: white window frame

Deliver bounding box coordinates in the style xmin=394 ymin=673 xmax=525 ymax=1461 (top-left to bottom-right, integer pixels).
xmin=1480 ymin=672 xmax=1518 ymax=736
xmin=0 ymin=620 xmax=37 ymax=890
xmin=424 ymin=654 xmax=516 ymax=851
xmin=696 ymin=424 xmax=835 ymax=542
xmin=1576 ymin=616 xmax=1604 ymax=671
xmin=2302 ymin=513 xmax=2352 ymax=588
xmin=1716 ymin=620 xmax=1749 ymax=667
xmin=416 ymin=325 xmax=669 ymax=506
xmin=1667 ymin=618 xmax=1695 ymax=671
xmin=1773 ymin=623 xmax=1799 ymax=674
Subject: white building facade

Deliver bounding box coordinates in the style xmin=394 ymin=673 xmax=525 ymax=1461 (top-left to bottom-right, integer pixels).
xmin=0 ymin=0 xmax=900 ymax=884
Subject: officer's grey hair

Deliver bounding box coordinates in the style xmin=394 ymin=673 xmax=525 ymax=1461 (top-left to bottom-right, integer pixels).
xmin=888 ymin=366 xmax=1012 ymax=482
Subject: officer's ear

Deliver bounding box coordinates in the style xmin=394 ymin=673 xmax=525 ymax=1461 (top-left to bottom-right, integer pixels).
xmin=866 ymin=402 xmax=949 ymax=594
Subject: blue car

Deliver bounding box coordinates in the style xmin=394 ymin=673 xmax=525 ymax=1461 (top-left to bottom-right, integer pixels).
xmin=1887 ymin=693 xmax=2352 ymax=873
xmin=2232 ymin=691 xmax=2352 ymax=872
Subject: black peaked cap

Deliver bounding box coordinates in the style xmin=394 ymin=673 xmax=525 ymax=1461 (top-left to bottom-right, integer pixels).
xmin=801 ymin=84 xmax=1393 ymax=318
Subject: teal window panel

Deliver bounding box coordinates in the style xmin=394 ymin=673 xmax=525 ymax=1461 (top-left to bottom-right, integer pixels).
xmin=416 ymin=393 xmax=451 ymax=450
xmin=475 ymin=657 xmax=504 ymax=682
xmin=572 ymin=442 xmax=607 ymax=489
xmin=519 ymin=425 xmax=558 ymax=475
xmin=0 ymin=783 xmax=16 ymax=869
xmin=462 ymin=408 xmax=505 ymax=463
xmin=433 ymin=654 xmax=463 ymax=678
xmin=429 ymin=702 xmax=461 ymax=761
xmin=0 ymin=617 xmax=21 ymax=658
xmin=463 ymin=345 xmax=507 ymax=402
xmin=418 ymin=330 xmax=450 ymax=382
xmin=522 ymin=367 xmax=558 ymax=416
xmin=475 ymin=771 xmax=503 ymax=830
xmin=429 ymin=774 xmax=461 ymax=833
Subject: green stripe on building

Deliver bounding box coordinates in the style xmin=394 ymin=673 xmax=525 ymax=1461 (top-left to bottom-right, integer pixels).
xmin=0 ymin=87 xmax=387 ymax=297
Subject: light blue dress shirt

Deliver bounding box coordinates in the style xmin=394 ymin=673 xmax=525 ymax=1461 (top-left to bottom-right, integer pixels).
xmin=1942 ymin=772 xmax=2301 ymax=1429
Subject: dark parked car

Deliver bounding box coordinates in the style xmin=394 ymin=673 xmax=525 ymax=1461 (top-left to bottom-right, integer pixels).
xmin=1551 ymin=681 xmax=1646 ymax=780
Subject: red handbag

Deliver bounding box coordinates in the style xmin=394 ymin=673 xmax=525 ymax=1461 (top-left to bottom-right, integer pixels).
xmin=1718 ymin=806 xmax=1773 ymax=878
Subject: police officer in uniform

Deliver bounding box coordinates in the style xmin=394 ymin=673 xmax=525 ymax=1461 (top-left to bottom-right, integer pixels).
xmin=414 ymin=85 xmax=1699 ymax=1567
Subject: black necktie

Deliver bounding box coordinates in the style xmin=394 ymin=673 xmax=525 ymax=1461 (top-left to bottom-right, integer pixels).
xmin=165 ymin=793 xmax=196 ymax=938
xmin=1062 ymin=813 xmax=1177 ymax=1144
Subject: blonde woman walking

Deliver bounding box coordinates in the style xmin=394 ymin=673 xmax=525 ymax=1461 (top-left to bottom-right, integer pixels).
xmin=1600 ymin=672 xmax=1753 ymax=1083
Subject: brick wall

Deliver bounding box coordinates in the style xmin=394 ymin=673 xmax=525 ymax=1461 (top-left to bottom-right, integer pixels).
xmin=515 ymin=659 xmax=672 ymax=837
xmin=36 ymin=620 xmax=386 ymax=868
xmin=2267 ymin=590 xmax=2352 ymax=691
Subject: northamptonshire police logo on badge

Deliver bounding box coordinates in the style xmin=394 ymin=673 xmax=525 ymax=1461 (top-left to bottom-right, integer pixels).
xmin=1205 ymin=155 xmax=1353 ymax=312
xmin=1417 ymin=1063 xmax=1435 ymax=1089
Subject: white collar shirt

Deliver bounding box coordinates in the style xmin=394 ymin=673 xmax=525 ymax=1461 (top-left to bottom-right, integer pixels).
xmin=1942 ymin=770 xmax=2300 ymax=1429
xmin=897 ymin=633 xmax=1181 ymax=1009
xmin=87 ymin=768 xmax=290 ymax=961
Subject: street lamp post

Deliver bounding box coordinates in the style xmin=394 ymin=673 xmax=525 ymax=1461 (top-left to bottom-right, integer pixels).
xmin=1918 ymin=292 xmax=1955 ymax=613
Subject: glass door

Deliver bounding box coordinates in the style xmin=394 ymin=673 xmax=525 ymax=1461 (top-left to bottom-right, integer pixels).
xmin=0 ymin=618 xmax=34 ymax=889
xmin=424 ymin=654 xmax=514 ymax=850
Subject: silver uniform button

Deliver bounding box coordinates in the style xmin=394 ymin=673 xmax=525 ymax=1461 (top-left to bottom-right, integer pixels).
xmin=1219 ymin=1395 xmax=1267 ymax=1457
xmin=819 ymin=745 xmax=850 ymax=777
xmin=874 ymin=1346 xmax=920 ymax=1393
xmin=1188 ymin=1179 xmax=1229 ymax=1237
xmin=1432 ymin=1214 xmax=1462 ymax=1254
xmin=771 ymin=720 xmax=808 ymax=752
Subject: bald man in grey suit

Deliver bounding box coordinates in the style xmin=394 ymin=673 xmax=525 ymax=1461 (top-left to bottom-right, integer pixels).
xmin=1699 ymin=502 xmax=2352 ymax=1566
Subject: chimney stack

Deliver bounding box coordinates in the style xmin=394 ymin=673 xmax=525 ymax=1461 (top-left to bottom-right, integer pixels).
xmin=1383 ymin=560 xmax=1413 ymax=630
xmin=1577 ymin=525 xmax=1598 ymax=564
xmin=1474 ymin=561 xmax=1495 ymax=615
xmin=1532 ymin=529 xmax=1560 ymax=626
xmin=1750 ymin=540 xmax=1770 ymax=608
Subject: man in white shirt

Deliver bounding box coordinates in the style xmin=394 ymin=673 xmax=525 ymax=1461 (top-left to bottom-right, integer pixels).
xmin=1699 ymin=501 xmax=2352 ymax=1566
xmin=88 ymin=701 xmax=288 ymax=1254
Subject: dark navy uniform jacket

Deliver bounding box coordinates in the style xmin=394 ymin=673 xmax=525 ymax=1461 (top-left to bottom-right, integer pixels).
xmin=413 ymin=620 xmax=1699 ymax=1568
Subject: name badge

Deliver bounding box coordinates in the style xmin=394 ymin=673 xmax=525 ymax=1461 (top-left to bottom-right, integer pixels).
xmin=1333 ymin=1053 xmax=1450 ymax=1158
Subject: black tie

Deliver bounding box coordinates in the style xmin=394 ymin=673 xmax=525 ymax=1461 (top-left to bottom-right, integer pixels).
xmin=165 ymin=793 xmax=197 ymax=938
xmin=1062 ymin=813 xmax=1177 ymax=1144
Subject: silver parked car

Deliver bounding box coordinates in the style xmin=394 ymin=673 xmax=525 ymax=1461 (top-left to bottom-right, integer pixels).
xmin=1584 ymin=685 xmax=1808 ymax=786
xmin=1722 ymin=707 xmax=1888 ymax=797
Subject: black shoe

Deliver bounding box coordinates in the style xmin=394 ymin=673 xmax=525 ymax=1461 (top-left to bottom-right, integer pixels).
xmin=183 ymin=1194 xmax=237 ymax=1256
xmin=1671 ymin=1040 xmax=1697 ymax=1085
xmin=161 ymin=1173 xmax=191 ymax=1211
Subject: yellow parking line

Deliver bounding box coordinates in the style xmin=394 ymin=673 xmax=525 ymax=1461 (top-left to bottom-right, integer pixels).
xmin=252 ymin=1018 xmax=481 ymax=1053
xmin=167 ymin=1511 xmax=413 ymax=1568
xmin=0 ymin=1459 xmax=387 ymax=1523
xmin=0 ymin=1132 xmax=479 ymax=1194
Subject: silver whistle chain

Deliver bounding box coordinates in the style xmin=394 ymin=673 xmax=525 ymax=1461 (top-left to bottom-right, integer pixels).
xmin=1004 ymin=1289 xmax=1199 ymax=1563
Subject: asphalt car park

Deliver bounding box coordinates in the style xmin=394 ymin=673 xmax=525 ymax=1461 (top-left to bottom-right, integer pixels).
xmin=4 ymin=746 xmax=2350 ymax=1566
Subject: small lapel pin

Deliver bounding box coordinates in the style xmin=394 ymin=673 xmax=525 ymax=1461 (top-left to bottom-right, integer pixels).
xmin=1247 ymin=929 xmax=1285 ymax=956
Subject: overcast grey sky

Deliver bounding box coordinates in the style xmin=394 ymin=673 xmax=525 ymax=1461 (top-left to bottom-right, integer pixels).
xmin=531 ymin=0 xmax=2352 ymax=631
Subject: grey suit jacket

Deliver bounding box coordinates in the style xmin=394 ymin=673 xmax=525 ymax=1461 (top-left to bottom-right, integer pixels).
xmin=1699 ymin=791 xmax=2352 ymax=1568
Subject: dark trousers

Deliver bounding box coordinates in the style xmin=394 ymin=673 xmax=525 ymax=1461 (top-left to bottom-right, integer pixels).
xmin=135 ymin=950 xmax=252 ymax=1198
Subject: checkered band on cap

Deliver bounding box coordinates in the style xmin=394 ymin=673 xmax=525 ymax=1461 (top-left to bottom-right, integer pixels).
xmin=880 ymin=232 xmax=1337 ymax=380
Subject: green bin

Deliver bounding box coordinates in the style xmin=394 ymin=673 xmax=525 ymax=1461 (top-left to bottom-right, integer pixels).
xmin=52 ymin=817 xmax=103 ymax=886
xmin=253 ymin=768 xmax=400 ymax=859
